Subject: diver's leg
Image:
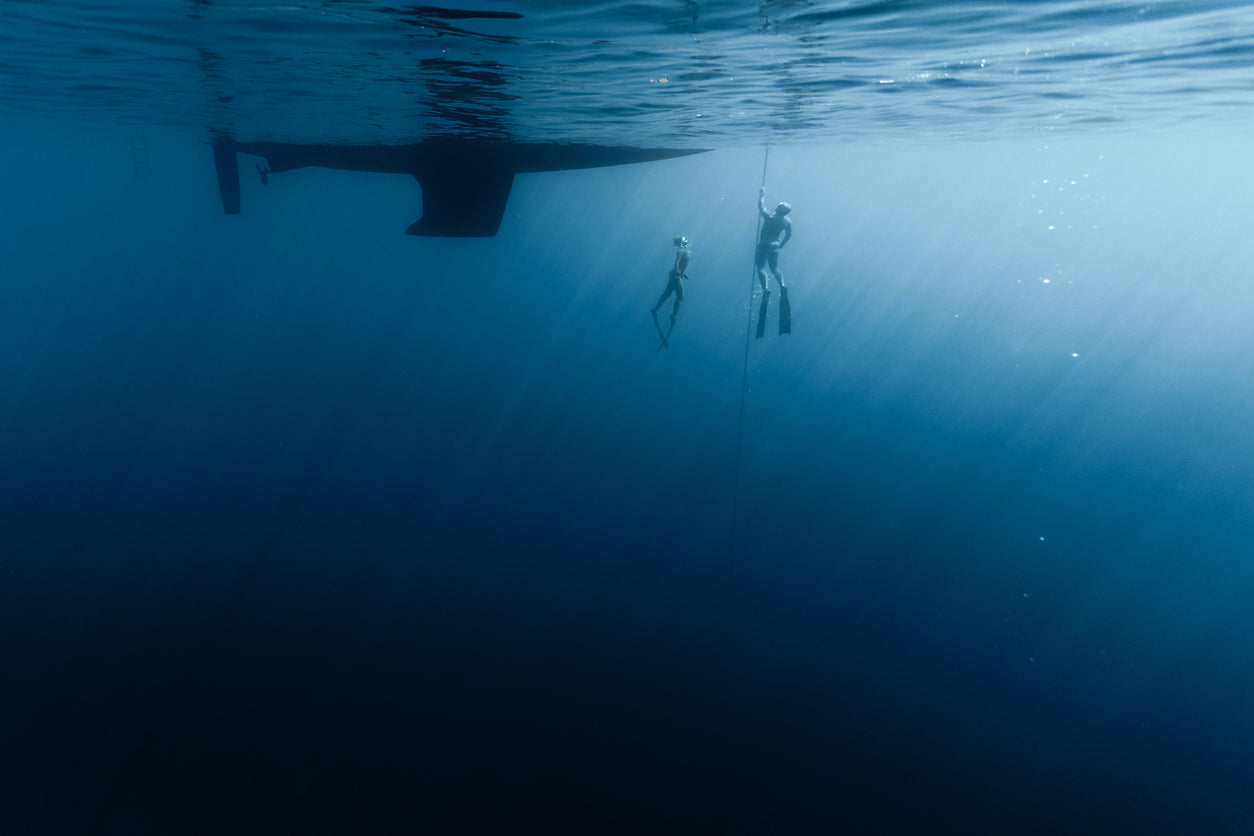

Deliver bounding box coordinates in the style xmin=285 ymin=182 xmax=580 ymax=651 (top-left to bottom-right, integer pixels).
xmin=671 ymin=278 xmax=684 ymax=320
xmin=768 ymin=250 xmax=784 ymax=291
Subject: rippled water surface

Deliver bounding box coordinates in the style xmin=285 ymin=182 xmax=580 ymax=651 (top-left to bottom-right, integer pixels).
xmin=5 ymin=0 xmax=1254 ymax=143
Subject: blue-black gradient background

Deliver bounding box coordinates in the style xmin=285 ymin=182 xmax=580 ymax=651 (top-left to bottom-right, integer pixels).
xmin=3 ymin=128 xmax=1254 ymax=834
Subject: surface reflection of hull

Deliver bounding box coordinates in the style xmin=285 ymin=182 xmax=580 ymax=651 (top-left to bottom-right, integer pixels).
xmin=213 ymin=139 xmax=706 ymax=237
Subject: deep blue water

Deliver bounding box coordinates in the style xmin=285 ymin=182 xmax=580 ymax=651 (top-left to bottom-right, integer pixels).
xmin=5 ymin=3 xmax=1254 ymax=834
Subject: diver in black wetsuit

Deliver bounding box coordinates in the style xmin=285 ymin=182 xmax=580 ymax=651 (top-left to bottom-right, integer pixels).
xmin=650 ymin=236 xmax=690 ymax=349
xmin=755 ymin=188 xmax=793 ymax=337
xmin=652 ymin=236 xmax=691 ymax=323
xmin=756 ymin=187 xmax=791 ymax=293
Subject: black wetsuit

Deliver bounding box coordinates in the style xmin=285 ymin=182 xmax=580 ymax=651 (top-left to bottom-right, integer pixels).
xmin=653 ymin=245 xmax=690 ymax=318
xmin=755 ymin=197 xmax=792 ymax=291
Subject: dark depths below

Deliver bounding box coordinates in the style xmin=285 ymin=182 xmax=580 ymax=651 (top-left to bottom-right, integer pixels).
xmin=4 ymin=497 xmax=1245 ymax=836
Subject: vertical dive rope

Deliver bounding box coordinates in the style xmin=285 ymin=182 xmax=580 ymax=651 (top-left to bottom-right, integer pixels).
xmin=730 ymin=145 xmax=770 ymax=570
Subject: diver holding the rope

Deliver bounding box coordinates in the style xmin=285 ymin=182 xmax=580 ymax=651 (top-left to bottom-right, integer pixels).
xmin=651 ymin=235 xmax=691 ymax=349
xmin=756 ymin=187 xmax=792 ymax=336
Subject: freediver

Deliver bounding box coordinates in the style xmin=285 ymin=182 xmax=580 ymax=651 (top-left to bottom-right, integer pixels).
xmin=756 ymin=187 xmax=792 ymax=336
xmin=651 ymin=235 xmax=691 ymax=348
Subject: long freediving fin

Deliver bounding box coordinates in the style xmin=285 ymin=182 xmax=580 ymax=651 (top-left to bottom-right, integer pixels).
xmin=756 ymin=290 xmax=770 ymax=339
xmin=657 ymin=314 xmax=678 ymax=352
xmin=779 ymin=286 xmax=791 ymax=335
xmin=652 ymin=309 xmax=670 ymax=350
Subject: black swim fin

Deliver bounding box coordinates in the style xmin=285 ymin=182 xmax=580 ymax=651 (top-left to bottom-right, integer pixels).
xmin=779 ymin=287 xmax=791 ymax=335
xmin=662 ymin=316 xmax=677 ymax=351
xmin=756 ymin=290 xmax=770 ymax=339
xmin=652 ymin=309 xmax=669 ymax=350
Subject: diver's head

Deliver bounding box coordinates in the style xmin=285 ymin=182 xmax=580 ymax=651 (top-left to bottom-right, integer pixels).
xmin=674 ymin=235 xmax=689 ymax=247
xmin=775 ymin=202 xmax=791 ymax=216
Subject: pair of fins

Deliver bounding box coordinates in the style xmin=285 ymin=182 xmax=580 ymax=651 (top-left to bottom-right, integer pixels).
xmin=652 ymin=309 xmax=675 ymax=351
xmin=756 ymin=287 xmax=791 ymax=339
xmin=653 ymin=288 xmax=790 ymax=350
